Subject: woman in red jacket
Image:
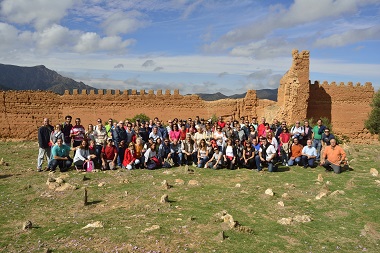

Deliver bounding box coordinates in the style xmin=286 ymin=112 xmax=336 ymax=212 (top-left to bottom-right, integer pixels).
xmin=122 ymin=142 xmax=140 ymax=170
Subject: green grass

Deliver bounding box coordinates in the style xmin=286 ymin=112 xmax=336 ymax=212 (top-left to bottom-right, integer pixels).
xmin=0 ymin=141 xmax=379 ymax=252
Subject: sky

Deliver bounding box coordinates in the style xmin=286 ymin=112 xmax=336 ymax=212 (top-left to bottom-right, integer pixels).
xmin=0 ymin=0 xmax=379 ymax=95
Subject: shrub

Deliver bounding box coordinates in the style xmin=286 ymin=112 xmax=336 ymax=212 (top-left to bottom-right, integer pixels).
xmin=126 ymin=113 xmax=150 ymax=124
xmin=365 ymin=90 xmax=380 ymax=140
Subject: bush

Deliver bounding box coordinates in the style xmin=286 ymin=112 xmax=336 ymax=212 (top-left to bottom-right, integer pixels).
xmin=365 ymin=90 xmax=380 ymax=140
xmin=211 ymin=114 xmax=218 ymax=124
xmin=126 ymin=113 xmax=150 ymax=124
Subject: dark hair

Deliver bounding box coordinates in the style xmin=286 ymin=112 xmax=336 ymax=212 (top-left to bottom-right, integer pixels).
xmin=65 ymin=115 xmax=72 ymax=120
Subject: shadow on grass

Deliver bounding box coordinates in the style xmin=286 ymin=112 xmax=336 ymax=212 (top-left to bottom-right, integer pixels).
xmin=0 ymin=174 xmax=21 ymax=179
xmin=276 ymin=167 xmax=290 ymax=172
xmin=86 ymin=200 xmax=102 ymax=206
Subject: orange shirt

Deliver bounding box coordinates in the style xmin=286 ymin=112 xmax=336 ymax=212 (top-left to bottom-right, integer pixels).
xmin=323 ymin=145 xmax=346 ymax=166
xmin=290 ymin=143 xmax=303 ymax=158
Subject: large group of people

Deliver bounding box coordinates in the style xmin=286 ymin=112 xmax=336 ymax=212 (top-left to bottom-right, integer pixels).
xmin=37 ymin=115 xmax=347 ymax=174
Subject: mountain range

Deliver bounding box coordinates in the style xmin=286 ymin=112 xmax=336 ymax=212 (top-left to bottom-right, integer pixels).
xmin=0 ymin=63 xmax=277 ymax=101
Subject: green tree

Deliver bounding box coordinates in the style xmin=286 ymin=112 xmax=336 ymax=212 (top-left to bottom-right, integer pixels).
xmin=365 ymin=90 xmax=380 ymax=139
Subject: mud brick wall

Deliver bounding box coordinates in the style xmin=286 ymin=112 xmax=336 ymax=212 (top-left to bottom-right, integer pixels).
xmin=307 ymin=81 xmax=374 ymax=139
xmin=0 ymin=89 xmax=260 ymax=139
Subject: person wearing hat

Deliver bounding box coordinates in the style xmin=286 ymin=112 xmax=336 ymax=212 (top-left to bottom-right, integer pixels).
xmin=255 ymin=136 xmax=277 ymax=172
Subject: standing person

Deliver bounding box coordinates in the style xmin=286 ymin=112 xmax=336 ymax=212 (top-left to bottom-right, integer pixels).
xmin=125 ymin=122 xmax=136 ymax=146
xmin=37 ymin=118 xmax=54 ymax=172
xmin=105 ymin=118 xmax=113 ymax=138
xmin=93 ymin=119 xmax=107 ymax=165
xmin=86 ymin=124 xmax=95 ymax=143
xmin=50 ymin=124 xmax=65 ymax=146
xmin=320 ymin=139 xmax=346 ymax=174
xmin=138 ymin=121 xmax=149 ymax=143
xmin=217 ymin=116 xmax=226 ymax=129
xmin=62 ymin=115 xmax=72 ymax=146
xmin=257 ymin=117 xmax=266 ymax=138
xmin=70 ymin=118 xmax=85 ymax=149
xmin=251 ymin=117 xmax=258 ymax=131
xmin=321 ymin=128 xmax=335 ymax=147
xmin=50 ymin=138 xmax=73 ymax=172
xmin=279 ymin=127 xmax=291 ymax=166
xmin=223 ymin=139 xmax=237 ymax=170
xmin=101 ymin=138 xmax=118 ymax=170
xmin=312 ymin=119 xmax=324 ymax=161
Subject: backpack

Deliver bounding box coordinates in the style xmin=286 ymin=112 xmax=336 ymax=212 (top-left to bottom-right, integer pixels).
xmin=85 ymin=161 xmax=94 ymax=172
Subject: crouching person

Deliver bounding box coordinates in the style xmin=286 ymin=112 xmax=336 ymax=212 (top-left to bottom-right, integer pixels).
xmin=101 ymin=138 xmax=118 ymax=170
xmin=320 ymin=139 xmax=346 ymax=174
xmin=301 ymin=139 xmax=317 ymax=168
xmin=205 ymin=147 xmax=223 ymax=169
xmin=123 ymin=142 xmax=140 ymax=170
xmin=50 ymin=138 xmax=73 ymax=172
xmin=255 ymin=137 xmax=277 ymax=172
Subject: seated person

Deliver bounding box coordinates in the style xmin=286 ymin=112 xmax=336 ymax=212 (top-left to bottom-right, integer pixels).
xmin=50 ymin=138 xmax=73 ymax=172
xmin=301 ymin=139 xmax=317 ymax=168
xmin=205 ymin=147 xmax=223 ymax=169
xmin=101 ymin=138 xmax=118 ymax=170
xmin=73 ymin=140 xmax=96 ymax=171
xmin=288 ymin=137 xmax=303 ymax=166
xmin=197 ymin=139 xmax=209 ymax=168
xmin=234 ymin=139 xmax=244 ymax=168
xmin=223 ymin=139 xmax=237 ymax=170
xmin=255 ymin=137 xmax=277 ymax=172
xmin=320 ymin=139 xmax=346 ymax=174
xmin=242 ymin=141 xmax=255 ymax=169
xmin=170 ymin=139 xmax=182 ymax=166
xmin=123 ymin=142 xmax=140 ymax=170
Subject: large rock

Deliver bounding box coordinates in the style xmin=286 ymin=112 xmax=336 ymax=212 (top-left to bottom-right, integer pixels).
xmin=175 ymin=179 xmax=185 ymax=185
xmin=160 ymin=194 xmax=169 ymax=203
xmin=265 ymin=188 xmax=274 ymax=196
xmin=315 ymin=192 xmax=327 ymax=200
xmin=82 ymin=221 xmax=103 ymax=229
xmin=55 ymin=183 xmax=76 ymax=192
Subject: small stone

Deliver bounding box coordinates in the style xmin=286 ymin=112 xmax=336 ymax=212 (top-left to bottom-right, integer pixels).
xmin=293 ymin=215 xmax=312 ymax=223
xmin=98 ymin=182 xmax=106 ymax=187
xmin=370 ymin=168 xmax=378 ymax=177
xmin=284 ymin=183 xmax=295 ymax=188
xmin=163 ymin=170 xmax=173 ymax=174
xmin=125 ymin=191 xmax=129 ymax=196
xmin=326 ymin=181 xmax=332 ymax=185
xmin=22 ymin=220 xmax=32 ymax=230
xmin=278 ymin=201 xmax=285 ymax=207
xmin=215 ymin=231 xmax=225 ymax=242
xmin=47 ymin=177 xmax=56 ymax=183
xmin=277 ymin=217 xmax=293 ymax=225
xmin=59 ymin=174 xmax=70 ymax=179
xmin=221 ymin=214 xmax=238 ymax=229
xmin=375 ymin=180 xmax=380 ymax=186
xmin=0 ymin=158 xmax=4 ymax=165
xmin=281 ymin=193 xmax=289 ymax=198
xmin=83 ymin=175 xmax=90 ymax=181
xmin=330 ymin=190 xmax=345 ymax=196
xmin=82 ymin=221 xmax=103 ymax=229
xmin=265 ymin=188 xmax=274 ymax=196
xmin=161 ymin=180 xmax=170 ymax=189
xmin=55 ymin=183 xmax=76 ymax=192
xmin=188 ymin=180 xmax=199 ymax=186
xmin=317 ymin=174 xmax=323 ymax=182
xmin=175 ymin=179 xmax=185 ymax=185
xmin=141 ymin=225 xmax=160 ymax=233
xmin=122 ymin=179 xmax=130 ymax=184
xmin=316 ymin=192 xmax=327 ymax=200
xmin=235 ymin=183 xmax=241 ymax=188
xmin=55 ymin=177 xmax=64 ymax=184
xmin=160 ymin=194 xmax=169 ymax=203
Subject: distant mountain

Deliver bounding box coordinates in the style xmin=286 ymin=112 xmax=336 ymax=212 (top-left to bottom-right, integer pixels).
xmin=0 ymin=63 xmax=95 ymax=94
xmin=197 ymin=89 xmax=278 ymax=101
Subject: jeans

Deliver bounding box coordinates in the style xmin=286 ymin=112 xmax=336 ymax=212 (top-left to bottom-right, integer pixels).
xmin=197 ymin=157 xmax=209 ymax=168
xmin=288 ymin=157 xmax=301 ymax=166
xmin=254 ymin=156 xmax=277 ymax=172
xmin=50 ymin=158 xmax=73 ymax=172
xmin=301 ymin=155 xmax=315 ymax=168
xmin=172 ymin=152 xmax=182 ymax=165
xmin=312 ymin=139 xmax=322 ymax=160
xmin=95 ymin=145 xmax=103 ymax=164
xmin=183 ymin=153 xmax=197 ymax=165
xmin=37 ymin=147 xmax=51 ymax=169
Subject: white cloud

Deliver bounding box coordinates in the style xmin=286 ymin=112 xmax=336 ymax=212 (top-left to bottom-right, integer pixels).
xmin=36 ymin=24 xmax=74 ymax=52
xmin=181 ymin=0 xmax=203 ymax=19
xmin=0 ymin=0 xmax=75 ymax=30
xmin=247 ymin=69 xmax=272 ymax=80
xmin=314 ymin=25 xmax=380 ymax=47
xmin=101 ymin=11 xmax=148 ymax=36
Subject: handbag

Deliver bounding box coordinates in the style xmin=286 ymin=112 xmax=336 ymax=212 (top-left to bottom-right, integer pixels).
xmin=85 ymin=160 xmax=94 ymax=172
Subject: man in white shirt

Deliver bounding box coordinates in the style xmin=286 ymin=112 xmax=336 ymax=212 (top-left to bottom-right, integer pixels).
xmin=301 ymin=139 xmax=317 ymax=168
xmin=255 ymin=137 xmax=277 ymax=172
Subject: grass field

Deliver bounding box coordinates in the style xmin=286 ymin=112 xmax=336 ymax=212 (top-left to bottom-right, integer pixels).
xmin=0 ymin=141 xmax=379 ymax=253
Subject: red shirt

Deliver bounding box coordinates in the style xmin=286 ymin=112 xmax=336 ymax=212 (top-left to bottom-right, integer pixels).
xmin=217 ymin=121 xmax=226 ymax=128
xmin=123 ymin=149 xmax=136 ymax=166
xmin=102 ymin=145 xmax=117 ymax=160
xmin=257 ymin=124 xmax=266 ymax=137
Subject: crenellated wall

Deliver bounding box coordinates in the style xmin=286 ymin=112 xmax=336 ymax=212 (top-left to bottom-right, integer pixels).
xmin=307 ymin=81 xmax=374 ymax=139
xmin=0 ymin=89 xmax=270 ymax=139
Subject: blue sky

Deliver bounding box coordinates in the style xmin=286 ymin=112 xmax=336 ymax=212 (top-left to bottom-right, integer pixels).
xmin=0 ymin=0 xmax=379 ymax=95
